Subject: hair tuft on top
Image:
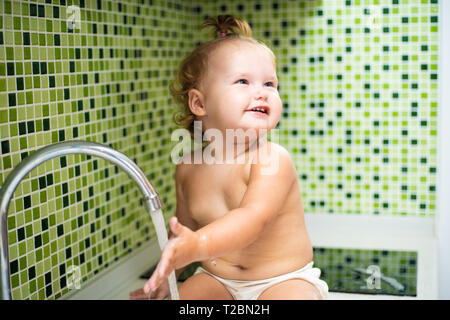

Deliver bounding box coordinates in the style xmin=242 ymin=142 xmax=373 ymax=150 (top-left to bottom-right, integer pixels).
xmin=200 ymin=15 xmax=252 ymax=38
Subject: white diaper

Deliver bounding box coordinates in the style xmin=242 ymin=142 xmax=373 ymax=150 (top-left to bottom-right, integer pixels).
xmin=194 ymin=261 xmax=328 ymax=300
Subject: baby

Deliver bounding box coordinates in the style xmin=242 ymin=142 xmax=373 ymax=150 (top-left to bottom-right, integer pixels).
xmin=132 ymin=15 xmax=328 ymax=300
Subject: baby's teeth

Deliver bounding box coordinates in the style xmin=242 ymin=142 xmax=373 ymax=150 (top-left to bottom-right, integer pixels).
xmin=250 ymin=107 xmax=266 ymax=113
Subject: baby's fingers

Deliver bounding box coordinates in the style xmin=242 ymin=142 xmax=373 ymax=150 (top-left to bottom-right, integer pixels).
xmin=144 ymin=255 xmax=172 ymax=293
xmin=143 ymin=262 xmax=161 ymax=293
xmin=144 ymin=274 xmax=157 ymax=294
xmin=153 ymin=288 xmax=169 ymax=300
xmin=129 ymin=287 xmax=149 ymax=300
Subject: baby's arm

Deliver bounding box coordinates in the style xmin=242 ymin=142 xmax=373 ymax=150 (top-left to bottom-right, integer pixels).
xmin=144 ymin=144 xmax=297 ymax=294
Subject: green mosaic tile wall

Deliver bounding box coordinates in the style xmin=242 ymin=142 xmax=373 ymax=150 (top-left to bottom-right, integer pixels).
xmin=195 ymin=0 xmax=439 ymax=216
xmin=0 ymin=0 xmax=195 ymax=299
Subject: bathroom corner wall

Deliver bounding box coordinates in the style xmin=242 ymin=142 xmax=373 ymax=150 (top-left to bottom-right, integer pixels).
xmin=0 ymin=0 xmax=196 ymax=299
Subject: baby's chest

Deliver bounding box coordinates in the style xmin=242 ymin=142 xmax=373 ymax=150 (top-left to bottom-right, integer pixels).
xmin=184 ymin=164 xmax=250 ymax=226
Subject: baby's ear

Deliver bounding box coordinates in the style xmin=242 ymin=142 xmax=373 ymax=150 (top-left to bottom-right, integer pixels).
xmin=188 ymin=89 xmax=207 ymax=116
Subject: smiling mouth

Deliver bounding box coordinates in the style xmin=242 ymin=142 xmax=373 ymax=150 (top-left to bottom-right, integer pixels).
xmin=245 ymin=106 xmax=270 ymax=115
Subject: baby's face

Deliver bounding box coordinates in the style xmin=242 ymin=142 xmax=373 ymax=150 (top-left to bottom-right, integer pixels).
xmin=198 ymin=41 xmax=282 ymax=136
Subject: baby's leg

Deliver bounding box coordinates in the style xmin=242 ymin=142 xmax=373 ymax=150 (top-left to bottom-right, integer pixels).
xmin=258 ymin=279 xmax=322 ymax=300
xmin=178 ymin=272 xmax=233 ymax=300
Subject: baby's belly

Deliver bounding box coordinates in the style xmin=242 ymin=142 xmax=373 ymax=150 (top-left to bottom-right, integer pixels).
xmin=200 ymin=241 xmax=313 ymax=281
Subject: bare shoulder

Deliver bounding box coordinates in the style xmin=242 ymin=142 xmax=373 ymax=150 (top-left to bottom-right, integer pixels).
xmin=266 ymin=142 xmax=292 ymax=161
xmin=257 ymin=141 xmax=295 ymax=167
xmin=251 ymin=141 xmax=297 ymax=180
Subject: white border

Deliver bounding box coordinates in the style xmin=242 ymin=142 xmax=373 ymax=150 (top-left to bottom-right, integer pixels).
xmin=437 ymin=0 xmax=450 ymax=300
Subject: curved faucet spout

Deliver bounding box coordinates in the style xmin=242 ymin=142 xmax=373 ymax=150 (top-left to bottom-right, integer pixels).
xmin=0 ymin=140 xmax=179 ymax=300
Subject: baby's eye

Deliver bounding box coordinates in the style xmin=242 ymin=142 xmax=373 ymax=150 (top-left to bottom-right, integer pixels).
xmin=264 ymin=82 xmax=274 ymax=87
xmin=237 ymin=79 xmax=249 ymax=85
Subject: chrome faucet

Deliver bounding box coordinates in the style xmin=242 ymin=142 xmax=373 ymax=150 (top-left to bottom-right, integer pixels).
xmin=0 ymin=140 xmax=179 ymax=300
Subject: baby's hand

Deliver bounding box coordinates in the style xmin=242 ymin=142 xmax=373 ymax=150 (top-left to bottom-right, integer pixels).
xmin=130 ymin=280 xmax=170 ymax=300
xmin=143 ymin=217 xmax=201 ymax=295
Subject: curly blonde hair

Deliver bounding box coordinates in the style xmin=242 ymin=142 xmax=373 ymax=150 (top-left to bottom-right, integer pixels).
xmin=170 ymin=15 xmax=275 ymax=136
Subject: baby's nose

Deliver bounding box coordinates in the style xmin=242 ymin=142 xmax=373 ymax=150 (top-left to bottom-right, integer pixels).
xmin=253 ymin=85 xmax=269 ymax=100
